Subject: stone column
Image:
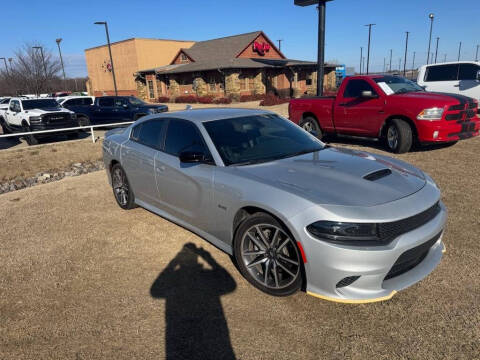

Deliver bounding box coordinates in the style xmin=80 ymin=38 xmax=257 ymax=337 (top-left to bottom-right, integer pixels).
xmin=225 ymin=71 xmax=240 ymax=100
xmin=135 ymin=79 xmax=147 ymax=101
xmin=253 ymin=70 xmax=266 ymax=95
xmin=169 ymin=78 xmax=180 ymax=97
xmin=193 ymin=76 xmax=208 ymax=97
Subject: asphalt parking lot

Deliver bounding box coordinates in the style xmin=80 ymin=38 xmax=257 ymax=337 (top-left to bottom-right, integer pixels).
xmin=1 ymin=135 xmax=479 ymax=359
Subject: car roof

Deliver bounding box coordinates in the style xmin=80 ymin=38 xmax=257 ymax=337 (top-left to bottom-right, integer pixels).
xmin=142 ymin=107 xmax=274 ymax=123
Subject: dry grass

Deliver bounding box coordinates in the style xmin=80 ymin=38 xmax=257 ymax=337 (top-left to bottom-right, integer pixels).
xmin=0 ymin=104 xmax=479 ymax=359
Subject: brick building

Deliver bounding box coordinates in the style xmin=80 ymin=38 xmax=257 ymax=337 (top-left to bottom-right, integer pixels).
xmin=134 ymin=31 xmax=337 ymax=101
xmin=85 ymin=38 xmax=195 ymax=96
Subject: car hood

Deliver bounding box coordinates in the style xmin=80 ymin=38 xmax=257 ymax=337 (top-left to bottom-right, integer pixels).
xmin=392 ymin=91 xmax=463 ymax=105
xmin=25 ymin=108 xmax=73 ymax=115
xmin=228 ymin=147 xmax=426 ymax=207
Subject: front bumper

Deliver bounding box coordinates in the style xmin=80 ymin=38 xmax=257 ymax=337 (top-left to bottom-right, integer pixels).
xmin=291 ymin=195 xmax=447 ymax=303
xmin=416 ymin=113 xmax=480 ymax=142
xmin=30 ymin=120 xmax=79 ymax=135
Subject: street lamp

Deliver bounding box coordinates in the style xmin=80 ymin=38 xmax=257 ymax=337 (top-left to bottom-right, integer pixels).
xmin=426 ymin=13 xmax=434 ymax=64
xmin=434 ymin=37 xmax=439 ymax=63
xmin=294 ymin=0 xmax=332 ymax=96
xmin=56 ymin=38 xmax=67 ymax=87
xmin=94 ymin=21 xmax=118 ymax=96
xmin=457 ymin=41 xmax=462 ymax=61
xmin=389 ymin=49 xmax=393 ymax=72
xmin=403 ymin=31 xmax=409 ymax=76
xmin=359 ymin=47 xmax=363 ymax=74
xmin=475 ymin=45 xmax=479 ymax=62
xmin=364 ymin=23 xmax=375 ymax=74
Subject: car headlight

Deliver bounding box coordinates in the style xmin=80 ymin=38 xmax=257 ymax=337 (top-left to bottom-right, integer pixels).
xmin=306 ymin=221 xmax=380 ymax=245
xmin=417 ymin=107 xmax=444 ymax=120
xmin=29 ymin=116 xmax=42 ymax=123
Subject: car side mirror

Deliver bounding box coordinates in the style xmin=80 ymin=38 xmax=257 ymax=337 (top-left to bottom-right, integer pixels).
xmin=179 ymin=151 xmax=206 ymax=163
xmin=122 ymin=104 xmax=129 ymax=109
xmin=361 ymin=90 xmax=377 ymax=98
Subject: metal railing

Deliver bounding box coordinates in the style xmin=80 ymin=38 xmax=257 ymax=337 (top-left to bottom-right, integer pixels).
xmin=0 ymin=121 xmax=134 ymax=143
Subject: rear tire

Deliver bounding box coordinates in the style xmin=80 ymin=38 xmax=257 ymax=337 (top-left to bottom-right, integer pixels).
xmin=111 ymin=164 xmax=136 ymax=210
xmin=299 ymin=116 xmax=323 ymax=140
xmin=0 ymin=117 xmax=11 ymax=134
xmin=385 ymin=119 xmax=412 ymax=153
xmin=77 ymin=115 xmax=91 ymax=130
xmin=233 ymin=212 xmax=303 ymax=297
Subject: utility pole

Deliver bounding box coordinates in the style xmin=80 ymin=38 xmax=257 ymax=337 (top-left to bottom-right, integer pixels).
xmin=434 ymin=37 xmax=439 ymax=63
xmin=359 ymin=47 xmax=363 ymax=74
xmin=364 ymin=23 xmax=375 ymax=74
xmin=403 ymin=31 xmax=409 ymax=76
xmin=277 ymin=39 xmax=283 ymax=51
xmin=389 ymin=49 xmax=393 ymax=72
xmin=383 ymin=57 xmax=386 ymax=73
xmin=475 ymin=45 xmax=479 ymax=61
xmin=56 ymin=38 xmax=67 ymax=89
xmin=411 ymin=51 xmax=416 ymax=80
xmin=457 ymin=41 xmax=462 ymax=61
xmin=94 ymin=21 xmax=118 ymax=96
xmin=426 ymin=13 xmax=434 ymax=64
xmin=362 ymin=57 xmax=365 ymax=74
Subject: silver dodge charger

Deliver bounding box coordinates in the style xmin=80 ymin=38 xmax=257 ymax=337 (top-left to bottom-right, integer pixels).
xmin=103 ymin=108 xmax=446 ymax=303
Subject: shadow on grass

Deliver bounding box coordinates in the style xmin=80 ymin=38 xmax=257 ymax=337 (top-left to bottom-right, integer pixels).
xmin=151 ymin=242 xmax=237 ymax=360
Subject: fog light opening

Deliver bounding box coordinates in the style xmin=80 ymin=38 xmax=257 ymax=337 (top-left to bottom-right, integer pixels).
xmin=433 ymin=131 xmax=439 ymax=139
xmin=336 ymin=276 xmax=361 ymax=288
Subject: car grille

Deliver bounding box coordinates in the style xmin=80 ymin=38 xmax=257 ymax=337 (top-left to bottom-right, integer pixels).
xmin=336 ymin=276 xmax=360 ymax=288
xmin=378 ymin=202 xmax=441 ymax=243
xmin=445 ymin=101 xmax=478 ymax=122
xmin=384 ymin=231 xmax=442 ymax=280
xmin=41 ymin=113 xmax=71 ymax=124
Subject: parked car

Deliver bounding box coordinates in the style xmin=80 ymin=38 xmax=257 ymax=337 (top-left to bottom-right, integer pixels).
xmin=103 ymin=108 xmax=446 ymax=302
xmin=0 ymin=97 xmax=79 ymax=145
xmin=417 ymin=61 xmax=480 ymax=109
xmin=289 ymin=75 xmax=480 ymax=153
xmin=63 ymin=95 xmax=168 ymax=126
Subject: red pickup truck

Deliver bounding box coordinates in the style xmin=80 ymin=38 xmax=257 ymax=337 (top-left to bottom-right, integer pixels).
xmin=289 ymin=75 xmax=480 ymax=153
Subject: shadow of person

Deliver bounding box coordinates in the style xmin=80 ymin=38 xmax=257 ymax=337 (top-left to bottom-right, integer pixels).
xmin=151 ymin=243 xmax=237 ymax=360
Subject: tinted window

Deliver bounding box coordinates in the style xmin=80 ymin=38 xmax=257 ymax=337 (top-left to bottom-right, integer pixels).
xmin=458 ymin=63 xmax=480 ymax=80
xmin=203 ymin=114 xmax=324 ymax=166
xmin=425 ymin=64 xmax=459 ymax=81
xmin=98 ymin=97 xmax=114 ymax=107
xmin=1 ymin=98 xmax=10 ymax=104
xmin=10 ymin=100 xmax=20 ymax=112
xmin=114 ymin=98 xmax=127 ymax=107
xmin=134 ymin=120 xmax=167 ymax=150
xmin=22 ymin=99 xmax=60 ymax=110
xmin=165 ymin=119 xmax=207 ymax=156
xmin=64 ymin=99 xmax=80 ymax=106
xmin=82 ymin=97 xmax=93 ymax=105
xmin=343 ymin=79 xmax=376 ymax=98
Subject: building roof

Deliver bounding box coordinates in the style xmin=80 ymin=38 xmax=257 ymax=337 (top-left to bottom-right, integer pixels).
xmin=137 ymin=58 xmax=334 ymax=76
xmin=84 ymin=37 xmax=195 ymax=51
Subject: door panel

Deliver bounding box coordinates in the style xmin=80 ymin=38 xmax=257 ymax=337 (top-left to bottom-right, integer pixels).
xmin=155 ymin=152 xmax=215 ymax=231
xmin=121 ymin=140 xmax=159 ymax=204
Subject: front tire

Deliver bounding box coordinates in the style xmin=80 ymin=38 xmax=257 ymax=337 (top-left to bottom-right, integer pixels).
xmin=22 ymin=123 xmax=38 ymax=146
xmin=385 ymin=119 xmax=412 ymax=153
xmin=0 ymin=117 xmax=11 ymax=134
xmin=299 ymin=116 xmax=323 ymax=140
xmin=234 ymin=212 xmax=303 ymax=296
xmin=111 ymin=164 xmax=136 ymax=210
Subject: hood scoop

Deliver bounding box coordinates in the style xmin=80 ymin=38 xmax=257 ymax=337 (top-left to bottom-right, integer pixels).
xmin=363 ymin=168 xmax=392 ymax=181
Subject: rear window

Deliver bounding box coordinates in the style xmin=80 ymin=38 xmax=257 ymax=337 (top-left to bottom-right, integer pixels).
xmin=458 ymin=63 xmax=480 ymax=80
xmin=424 ymin=64 xmax=459 ymax=82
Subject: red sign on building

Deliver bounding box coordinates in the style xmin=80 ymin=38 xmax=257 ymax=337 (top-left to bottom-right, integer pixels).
xmin=253 ymin=41 xmax=271 ymax=56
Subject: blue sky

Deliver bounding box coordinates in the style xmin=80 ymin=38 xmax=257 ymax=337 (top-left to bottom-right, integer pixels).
xmin=1 ymin=0 xmax=479 ymax=77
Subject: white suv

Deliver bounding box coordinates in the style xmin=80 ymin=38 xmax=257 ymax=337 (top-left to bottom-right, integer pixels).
xmin=417 ymin=61 xmax=480 ymax=109
xmin=0 ymin=97 xmax=79 ymax=145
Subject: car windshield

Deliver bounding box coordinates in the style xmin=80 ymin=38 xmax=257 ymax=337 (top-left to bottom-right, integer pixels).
xmin=373 ymin=76 xmax=424 ymax=95
xmin=203 ymin=114 xmax=325 ymax=166
xmin=22 ymin=99 xmax=60 ymax=110
xmin=1 ymin=98 xmax=10 ymax=104
xmin=128 ymin=97 xmax=146 ymax=105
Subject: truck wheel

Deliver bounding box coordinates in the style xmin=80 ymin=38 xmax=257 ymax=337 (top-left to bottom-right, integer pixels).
xmin=78 ymin=115 xmax=91 ymax=130
xmin=22 ymin=124 xmax=38 ymax=146
xmin=385 ymin=119 xmax=412 ymax=154
xmin=0 ymin=118 xmax=11 ymax=134
xmin=299 ymin=116 xmax=323 ymax=140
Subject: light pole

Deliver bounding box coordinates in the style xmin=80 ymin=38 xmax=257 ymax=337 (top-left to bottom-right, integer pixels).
xmin=403 ymin=31 xmax=409 ymax=76
xmin=475 ymin=45 xmax=479 ymax=61
xmin=389 ymin=49 xmax=393 ymax=72
xmin=457 ymin=41 xmax=462 ymax=61
xmin=56 ymin=38 xmax=67 ymax=87
xmin=383 ymin=57 xmax=386 ymax=73
xmin=434 ymin=37 xmax=439 ymax=63
xmin=365 ymin=23 xmax=375 ymax=74
xmin=94 ymin=21 xmax=118 ymax=96
xmin=412 ymin=51 xmax=416 ymax=80
xmin=359 ymin=47 xmax=363 ymax=74
xmin=426 ymin=13 xmax=434 ymax=64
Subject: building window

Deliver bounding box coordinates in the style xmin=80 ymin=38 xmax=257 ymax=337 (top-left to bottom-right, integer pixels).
xmin=147 ymin=80 xmax=155 ymax=98
xmin=180 ymin=53 xmax=188 ymax=62
xmin=209 ymin=78 xmax=216 ymax=91
xmin=306 ymin=73 xmax=313 ymax=86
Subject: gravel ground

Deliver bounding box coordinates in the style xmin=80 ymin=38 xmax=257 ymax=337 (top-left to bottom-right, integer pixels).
xmin=0 ymin=135 xmax=479 ymax=359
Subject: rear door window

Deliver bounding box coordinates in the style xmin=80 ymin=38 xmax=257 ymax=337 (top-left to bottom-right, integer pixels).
xmin=164 ymin=119 xmax=209 ymax=157
xmin=343 ymin=79 xmax=377 ymax=98
xmin=98 ymin=97 xmax=114 ymax=107
xmin=114 ymin=98 xmax=128 ymax=107
xmin=82 ymin=97 xmax=93 ymax=105
xmin=424 ymin=64 xmax=459 ymax=81
xmin=458 ymin=63 xmax=480 ymax=80
xmin=134 ymin=119 xmax=167 ymax=150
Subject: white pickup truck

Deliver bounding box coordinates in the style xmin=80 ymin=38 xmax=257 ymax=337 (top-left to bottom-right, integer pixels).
xmin=0 ymin=97 xmax=79 ymax=145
